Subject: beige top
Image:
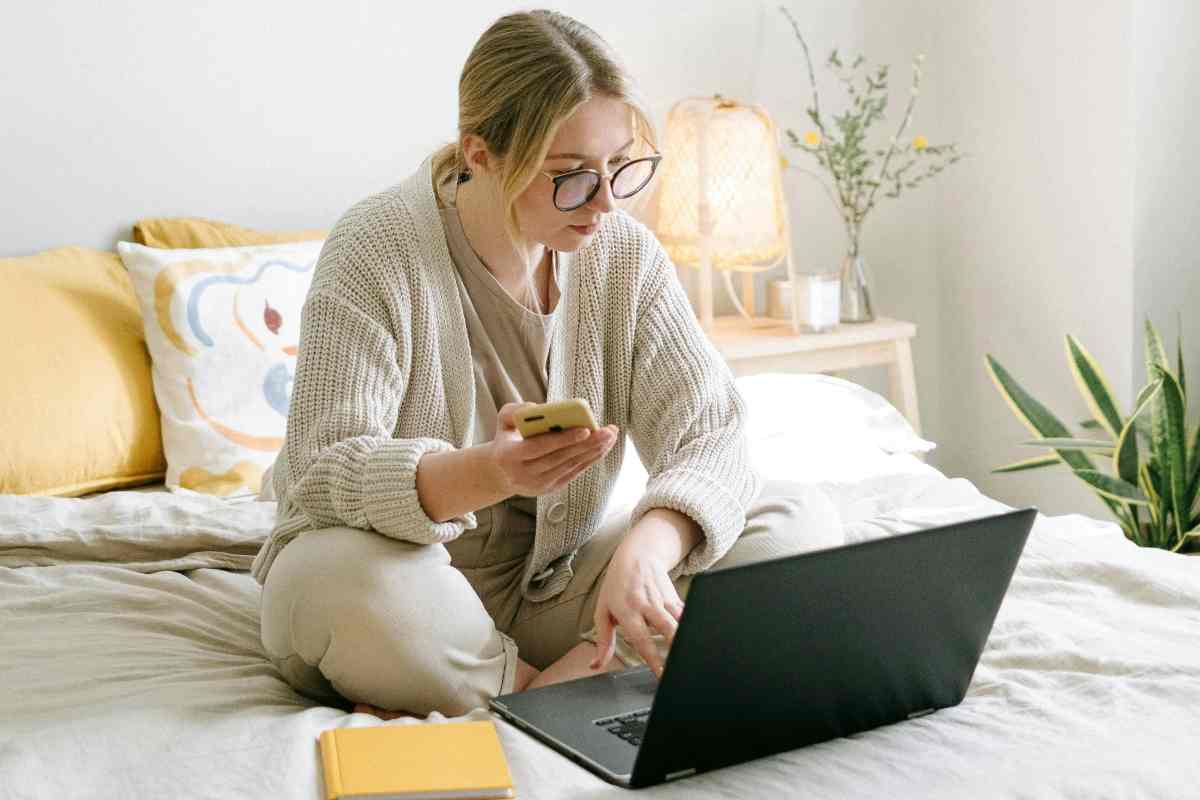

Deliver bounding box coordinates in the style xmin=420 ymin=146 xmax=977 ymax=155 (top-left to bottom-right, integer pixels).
xmin=436 ymin=173 xmax=567 ymax=544
xmin=251 ymin=156 xmax=760 ymax=604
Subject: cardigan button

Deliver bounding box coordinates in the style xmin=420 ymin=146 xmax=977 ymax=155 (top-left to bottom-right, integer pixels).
xmin=548 ymin=502 xmax=567 ymax=524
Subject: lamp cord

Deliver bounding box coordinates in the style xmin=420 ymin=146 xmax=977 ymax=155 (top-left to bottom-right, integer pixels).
xmin=720 ymin=260 xmax=795 ymax=330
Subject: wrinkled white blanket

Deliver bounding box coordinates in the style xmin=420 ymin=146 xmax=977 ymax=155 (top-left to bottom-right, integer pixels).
xmin=2 ymin=451 xmax=1198 ymax=799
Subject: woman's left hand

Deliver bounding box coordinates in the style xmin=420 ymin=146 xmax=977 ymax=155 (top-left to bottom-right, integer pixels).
xmin=589 ymin=530 xmax=687 ymax=678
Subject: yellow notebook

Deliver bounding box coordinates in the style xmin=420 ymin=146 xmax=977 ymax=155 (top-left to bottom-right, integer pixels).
xmin=319 ymin=720 xmax=515 ymax=800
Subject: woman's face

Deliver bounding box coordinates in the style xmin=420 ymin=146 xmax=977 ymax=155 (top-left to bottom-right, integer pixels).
xmin=514 ymin=94 xmax=636 ymax=253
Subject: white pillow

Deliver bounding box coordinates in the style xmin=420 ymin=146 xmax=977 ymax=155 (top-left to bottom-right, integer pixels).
xmin=604 ymin=372 xmax=935 ymax=515
xmin=118 ymin=239 xmax=322 ymax=498
xmin=735 ymin=372 xmax=934 ymax=455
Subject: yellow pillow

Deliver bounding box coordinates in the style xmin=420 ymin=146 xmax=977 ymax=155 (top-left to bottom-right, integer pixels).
xmin=0 ymin=247 xmax=166 ymax=496
xmin=131 ymin=217 xmax=325 ymax=249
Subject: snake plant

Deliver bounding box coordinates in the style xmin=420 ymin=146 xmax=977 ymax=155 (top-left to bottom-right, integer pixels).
xmin=985 ymin=317 xmax=1200 ymax=553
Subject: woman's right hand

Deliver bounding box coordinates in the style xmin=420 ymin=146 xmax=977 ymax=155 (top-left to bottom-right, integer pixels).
xmin=487 ymin=402 xmax=619 ymax=497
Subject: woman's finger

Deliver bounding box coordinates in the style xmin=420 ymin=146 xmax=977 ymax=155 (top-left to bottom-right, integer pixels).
xmin=521 ymin=427 xmax=592 ymax=461
xmin=620 ymin=615 xmax=664 ymax=677
xmin=643 ymin=602 xmax=679 ymax=646
xmin=658 ymin=575 xmax=686 ymax=621
xmin=528 ymin=429 xmax=610 ymax=476
xmin=590 ymin=612 xmax=618 ymax=671
xmin=640 ymin=580 xmax=678 ymax=645
xmin=547 ymin=451 xmax=602 ymax=491
xmin=497 ymin=402 xmax=534 ymax=431
xmin=557 ymin=442 xmax=610 ymax=476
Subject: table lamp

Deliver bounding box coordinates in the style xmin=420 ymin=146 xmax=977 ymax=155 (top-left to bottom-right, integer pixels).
xmin=654 ymin=94 xmax=801 ymax=333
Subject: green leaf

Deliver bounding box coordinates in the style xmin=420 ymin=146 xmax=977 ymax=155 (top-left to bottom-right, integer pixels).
xmin=986 ymin=353 xmax=1126 ymax=525
xmin=1113 ymin=379 xmax=1161 ymax=486
xmin=984 ymin=355 xmax=1087 ymax=467
xmin=1145 ymin=318 xmax=1172 ymax=535
xmin=1079 ymin=419 xmax=1102 ymax=430
xmin=1128 ymin=506 xmax=1146 ymax=546
xmin=1135 ymin=413 xmax=1153 ymax=441
xmin=1148 ymin=457 xmax=1163 ymax=490
xmin=1169 ymin=524 xmax=1200 ymax=553
xmin=1145 ymin=317 xmax=1170 ymax=371
xmin=1132 ymin=378 xmax=1164 ymax=416
xmin=988 ymin=357 xmax=1075 ymax=441
xmin=1153 ymin=364 xmax=1189 ymax=546
xmin=1177 ymin=312 xmax=1186 ymax=400
xmin=1140 ymin=461 xmax=1161 ymax=528
xmin=1020 ymin=437 xmax=1112 ymax=452
xmin=1146 ymin=317 xmax=1171 ymax=387
xmin=1187 ymin=420 xmax=1200 ymax=505
xmin=1073 ymin=469 xmax=1150 ymax=505
xmin=1066 ymin=335 xmax=1123 ymax=439
xmin=993 ymin=454 xmax=1060 ymax=473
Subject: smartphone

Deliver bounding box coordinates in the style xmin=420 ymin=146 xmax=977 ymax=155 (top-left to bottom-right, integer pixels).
xmin=514 ymin=398 xmax=599 ymax=438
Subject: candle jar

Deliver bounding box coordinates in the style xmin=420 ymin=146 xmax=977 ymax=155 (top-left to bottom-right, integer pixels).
xmin=767 ymin=272 xmax=841 ymax=333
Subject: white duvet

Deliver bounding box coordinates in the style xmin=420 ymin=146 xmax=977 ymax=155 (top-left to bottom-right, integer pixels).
xmin=2 ymin=377 xmax=1199 ymax=799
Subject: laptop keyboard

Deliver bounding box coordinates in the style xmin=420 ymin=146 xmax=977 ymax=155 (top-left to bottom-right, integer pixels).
xmin=594 ymin=707 xmax=651 ymax=746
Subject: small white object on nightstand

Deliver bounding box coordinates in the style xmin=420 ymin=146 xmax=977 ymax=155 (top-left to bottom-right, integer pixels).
xmin=766 ymin=275 xmax=841 ymax=332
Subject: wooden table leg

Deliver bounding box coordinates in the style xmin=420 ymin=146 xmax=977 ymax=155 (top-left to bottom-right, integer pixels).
xmin=888 ymin=338 xmax=922 ymax=437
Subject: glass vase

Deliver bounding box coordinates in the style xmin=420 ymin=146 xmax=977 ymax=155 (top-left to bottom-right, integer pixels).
xmin=839 ymin=226 xmax=875 ymax=323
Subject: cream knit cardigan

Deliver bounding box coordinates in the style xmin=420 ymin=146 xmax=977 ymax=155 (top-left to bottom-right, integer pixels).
xmin=250 ymin=158 xmax=763 ymax=602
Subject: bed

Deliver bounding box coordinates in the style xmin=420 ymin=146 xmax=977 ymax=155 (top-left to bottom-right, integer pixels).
xmin=2 ymin=373 xmax=1198 ymax=799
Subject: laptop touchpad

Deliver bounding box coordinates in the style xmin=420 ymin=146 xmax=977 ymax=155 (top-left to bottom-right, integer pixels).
xmin=617 ymin=667 xmax=659 ymax=695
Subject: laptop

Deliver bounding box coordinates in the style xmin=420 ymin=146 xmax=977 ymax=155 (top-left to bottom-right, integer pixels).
xmin=490 ymin=506 xmax=1037 ymax=788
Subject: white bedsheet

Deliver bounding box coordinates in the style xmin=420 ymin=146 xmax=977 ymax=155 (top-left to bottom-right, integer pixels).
xmin=2 ymin=455 xmax=1199 ymax=799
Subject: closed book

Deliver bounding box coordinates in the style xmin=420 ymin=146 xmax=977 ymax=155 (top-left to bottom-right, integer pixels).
xmin=319 ymin=720 xmax=515 ymax=800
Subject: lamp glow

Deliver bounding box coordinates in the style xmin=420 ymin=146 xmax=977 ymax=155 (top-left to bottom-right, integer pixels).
xmin=654 ymin=95 xmax=800 ymax=332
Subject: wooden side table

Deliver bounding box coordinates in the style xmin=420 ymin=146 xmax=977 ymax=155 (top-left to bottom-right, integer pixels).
xmin=706 ymin=316 xmax=922 ymax=438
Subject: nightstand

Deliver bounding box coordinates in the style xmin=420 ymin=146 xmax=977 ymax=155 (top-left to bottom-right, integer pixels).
xmin=706 ymin=316 xmax=922 ymax=437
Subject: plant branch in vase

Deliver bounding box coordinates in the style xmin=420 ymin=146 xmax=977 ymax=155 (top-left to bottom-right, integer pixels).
xmin=779 ymin=5 xmax=963 ymax=323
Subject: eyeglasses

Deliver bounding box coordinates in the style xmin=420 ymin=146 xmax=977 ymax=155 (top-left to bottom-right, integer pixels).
xmin=540 ymin=154 xmax=663 ymax=212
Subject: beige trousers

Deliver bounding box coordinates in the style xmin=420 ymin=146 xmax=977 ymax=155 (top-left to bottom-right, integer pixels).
xmin=259 ymin=479 xmax=842 ymax=717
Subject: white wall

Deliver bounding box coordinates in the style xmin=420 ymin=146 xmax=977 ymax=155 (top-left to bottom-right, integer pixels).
xmin=858 ymin=2 xmax=941 ymax=453
xmin=925 ymin=0 xmax=1200 ymax=521
xmin=1133 ymin=0 xmax=1200 ymax=431
xmin=0 ymin=0 xmax=886 ymax=279
xmin=928 ymin=0 xmax=1137 ymax=518
xmin=0 ymin=1 xmax=767 ymax=254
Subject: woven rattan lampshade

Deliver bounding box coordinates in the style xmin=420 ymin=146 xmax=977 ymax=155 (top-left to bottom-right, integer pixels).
xmin=654 ymin=95 xmax=799 ymax=332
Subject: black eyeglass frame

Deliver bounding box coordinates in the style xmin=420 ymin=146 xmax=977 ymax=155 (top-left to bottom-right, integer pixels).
xmin=540 ymin=153 xmax=663 ymax=212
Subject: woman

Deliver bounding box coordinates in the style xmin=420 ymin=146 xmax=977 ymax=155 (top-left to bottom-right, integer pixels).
xmin=253 ymin=9 xmax=840 ymax=718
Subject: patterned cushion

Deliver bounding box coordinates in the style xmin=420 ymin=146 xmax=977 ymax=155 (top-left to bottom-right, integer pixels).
xmin=117 ymin=240 xmax=322 ymax=496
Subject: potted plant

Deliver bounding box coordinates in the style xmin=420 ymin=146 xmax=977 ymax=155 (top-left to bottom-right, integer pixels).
xmin=779 ymin=5 xmax=962 ymax=323
xmin=986 ymin=317 xmax=1200 ymax=553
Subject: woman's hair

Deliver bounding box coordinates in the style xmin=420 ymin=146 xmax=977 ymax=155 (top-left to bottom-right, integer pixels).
xmin=431 ymin=9 xmax=657 ymax=314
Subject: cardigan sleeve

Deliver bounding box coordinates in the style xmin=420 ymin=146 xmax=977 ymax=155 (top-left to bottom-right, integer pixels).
xmin=626 ymin=250 xmax=763 ymax=576
xmin=280 ymin=289 xmax=476 ymax=544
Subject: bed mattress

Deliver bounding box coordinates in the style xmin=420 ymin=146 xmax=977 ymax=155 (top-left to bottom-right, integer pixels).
xmin=2 ymin=454 xmax=1198 ymax=798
